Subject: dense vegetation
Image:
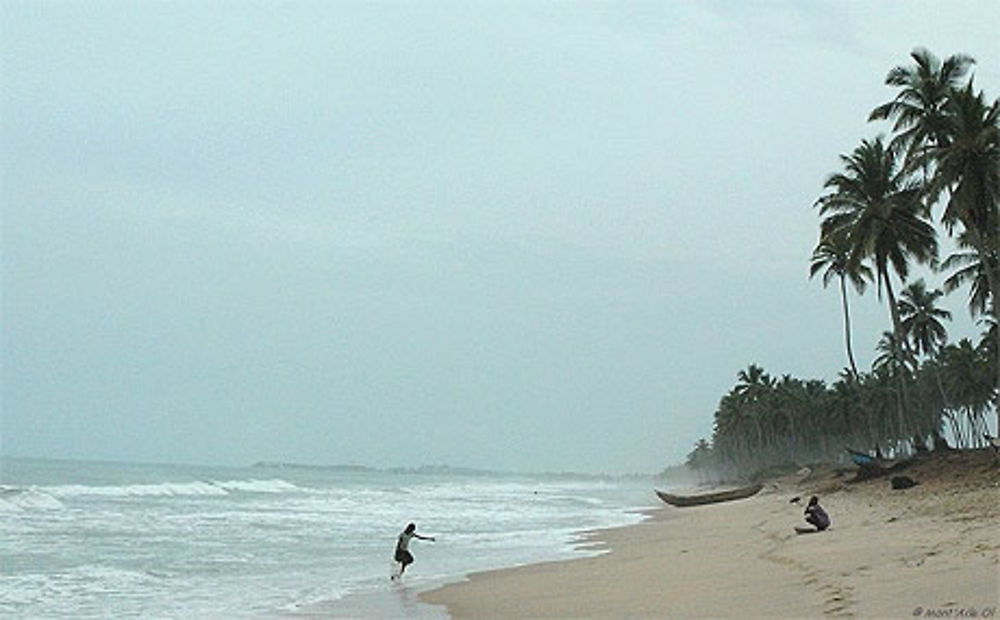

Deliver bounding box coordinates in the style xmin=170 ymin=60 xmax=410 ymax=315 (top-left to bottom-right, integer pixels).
xmin=687 ymin=49 xmax=998 ymax=478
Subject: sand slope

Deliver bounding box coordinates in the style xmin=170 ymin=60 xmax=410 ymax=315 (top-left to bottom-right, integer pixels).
xmin=421 ymin=450 xmax=999 ymax=618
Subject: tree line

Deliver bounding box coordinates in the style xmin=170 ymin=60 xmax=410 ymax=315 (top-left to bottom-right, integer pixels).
xmin=687 ymin=49 xmax=998 ymax=478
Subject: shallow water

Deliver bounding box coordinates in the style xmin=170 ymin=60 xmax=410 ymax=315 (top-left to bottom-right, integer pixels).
xmin=1 ymin=458 xmax=654 ymax=617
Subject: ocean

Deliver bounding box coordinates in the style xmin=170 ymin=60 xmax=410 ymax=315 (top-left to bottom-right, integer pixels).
xmin=0 ymin=458 xmax=656 ymax=618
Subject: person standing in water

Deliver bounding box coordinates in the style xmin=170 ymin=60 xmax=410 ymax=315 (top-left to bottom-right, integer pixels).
xmin=392 ymin=522 xmax=435 ymax=579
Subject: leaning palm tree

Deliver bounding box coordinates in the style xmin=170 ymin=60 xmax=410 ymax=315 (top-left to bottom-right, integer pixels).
xmin=816 ymin=137 xmax=938 ymax=435
xmin=810 ymin=229 xmax=873 ymax=378
xmin=898 ymin=279 xmax=952 ymax=359
xmin=869 ymin=48 xmax=975 ymax=167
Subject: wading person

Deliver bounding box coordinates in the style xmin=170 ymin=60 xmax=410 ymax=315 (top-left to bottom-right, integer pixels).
xmin=392 ymin=522 xmax=435 ymax=580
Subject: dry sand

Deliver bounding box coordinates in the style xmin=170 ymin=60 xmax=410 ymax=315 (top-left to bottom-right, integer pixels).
xmin=421 ymin=450 xmax=1000 ymax=618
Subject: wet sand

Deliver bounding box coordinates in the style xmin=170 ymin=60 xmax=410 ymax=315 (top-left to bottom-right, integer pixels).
xmin=421 ymin=450 xmax=1000 ymax=618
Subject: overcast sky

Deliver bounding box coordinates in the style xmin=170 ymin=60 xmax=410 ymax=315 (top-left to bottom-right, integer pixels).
xmin=2 ymin=1 xmax=998 ymax=474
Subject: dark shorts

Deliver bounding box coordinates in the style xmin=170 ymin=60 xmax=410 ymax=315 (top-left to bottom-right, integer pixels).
xmin=395 ymin=549 xmax=414 ymax=565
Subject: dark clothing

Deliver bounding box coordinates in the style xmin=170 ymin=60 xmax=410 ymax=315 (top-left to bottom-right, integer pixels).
xmin=805 ymin=504 xmax=830 ymax=531
xmin=394 ymin=548 xmax=413 ymax=565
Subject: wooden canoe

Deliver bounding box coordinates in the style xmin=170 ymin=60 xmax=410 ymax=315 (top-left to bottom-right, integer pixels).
xmin=655 ymin=483 xmax=763 ymax=508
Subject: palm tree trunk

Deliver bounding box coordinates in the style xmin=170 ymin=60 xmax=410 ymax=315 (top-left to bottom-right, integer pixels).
xmin=884 ymin=271 xmax=911 ymax=437
xmin=839 ymin=274 xmax=861 ymax=378
xmin=944 ymin=410 xmax=962 ymax=447
xmin=991 ymin=274 xmax=1000 ymax=435
xmin=933 ymin=364 xmax=953 ymax=420
xmin=964 ymin=230 xmax=1000 ymax=433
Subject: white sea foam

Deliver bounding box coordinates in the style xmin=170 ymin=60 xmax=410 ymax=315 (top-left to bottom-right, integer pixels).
xmin=41 ymin=478 xmax=302 ymax=498
xmin=211 ymin=478 xmax=301 ymax=494
xmin=0 ymin=459 xmax=653 ymax=618
xmin=0 ymin=487 xmax=65 ymax=511
xmin=45 ymin=481 xmax=228 ymax=497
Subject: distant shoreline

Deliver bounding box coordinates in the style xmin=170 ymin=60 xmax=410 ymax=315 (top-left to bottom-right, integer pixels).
xmin=251 ymin=460 xmax=649 ymax=481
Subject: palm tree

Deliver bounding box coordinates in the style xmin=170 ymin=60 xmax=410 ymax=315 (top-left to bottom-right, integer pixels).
xmin=685 ymin=439 xmax=715 ymax=472
xmin=920 ymin=84 xmax=1000 ymax=237
xmin=816 ymin=137 xmax=938 ymax=437
xmin=735 ymin=364 xmax=774 ymax=404
xmin=938 ymin=339 xmax=994 ymax=446
xmin=712 ymin=390 xmax=757 ymax=474
xmin=810 ymin=229 xmax=873 ymax=377
xmin=899 ymin=278 xmax=954 ymax=426
xmin=869 ymin=48 xmax=975 ymax=167
xmin=940 ymin=230 xmax=993 ymax=318
xmin=898 ymin=279 xmax=952 ymax=358
xmin=734 ymin=364 xmax=774 ymax=450
xmin=830 ymin=371 xmax=871 ymax=451
xmin=873 ymin=331 xmax=908 ymax=376
xmin=918 ymin=83 xmax=1000 ymax=424
xmin=859 ymin=367 xmax=904 ymax=454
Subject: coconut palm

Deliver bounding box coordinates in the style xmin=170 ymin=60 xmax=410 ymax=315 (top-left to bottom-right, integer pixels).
xmin=898 ymin=279 xmax=955 ymax=425
xmin=734 ymin=364 xmax=774 ymax=404
xmin=685 ymin=439 xmax=714 ymax=471
xmin=830 ymin=372 xmax=871 ymax=450
xmin=816 ymin=137 xmax=938 ymax=374
xmin=898 ymin=279 xmax=952 ymax=358
xmin=937 ymin=339 xmax=994 ymax=447
xmin=940 ymin=230 xmax=993 ymax=318
xmin=734 ymin=364 xmax=774 ymax=450
xmin=918 ymin=83 xmax=1000 ymax=423
xmin=920 ymin=84 xmax=1000 ymax=238
xmin=810 ymin=229 xmax=873 ymax=377
xmin=873 ymin=331 xmax=908 ymax=375
xmin=979 ymin=318 xmax=998 ymax=375
xmin=869 ymin=48 xmax=975 ymax=165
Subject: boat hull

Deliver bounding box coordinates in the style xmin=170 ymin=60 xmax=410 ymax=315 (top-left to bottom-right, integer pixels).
xmin=655 ymin=483 xmax=763 ymax=508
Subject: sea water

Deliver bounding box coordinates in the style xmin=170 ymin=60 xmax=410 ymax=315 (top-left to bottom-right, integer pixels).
xmin=0 ymin=458 xmax=655 ymax=618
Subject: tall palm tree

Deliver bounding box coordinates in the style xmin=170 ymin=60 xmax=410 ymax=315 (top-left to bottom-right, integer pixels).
xmin=816 ymin=137 xmax=938 ymax=437
xmin=899 ymin=279 xmax=955 ymax=423
xmin=810 ymin=229 xmax=873 ymax=378
xmin=919 ymin=83 xmax=1000 ymax=424
xmin=816 ymin=137 xmax=938 ymax=368
xmin=920 ymin=84 xmax=999 ymax=236
xmin=898 ymin=279 xmax=952 ymax=358
xmin=869 ymin=48 xmax=975 ymax=166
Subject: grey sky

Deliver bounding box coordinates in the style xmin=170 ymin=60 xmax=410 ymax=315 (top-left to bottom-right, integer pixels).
xmin=2 ymin=1 xmax=998 ymax=474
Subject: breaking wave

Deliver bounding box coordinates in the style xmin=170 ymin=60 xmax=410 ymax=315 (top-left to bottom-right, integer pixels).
xmin=0 ymin=487 xmax=65 ymax=511
xmin=41 ymin=478 xmax=303 ymax=498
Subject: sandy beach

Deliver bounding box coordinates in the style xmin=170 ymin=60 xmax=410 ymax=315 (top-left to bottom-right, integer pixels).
xmin=421 ymin=450 xmax=1000 ymax=618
